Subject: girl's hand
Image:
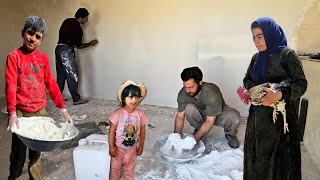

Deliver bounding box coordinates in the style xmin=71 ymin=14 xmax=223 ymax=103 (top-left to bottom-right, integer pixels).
xmin=260 ymin=86 xmax=282 ymax=106
xmin=109 ymin=146 xmax=118 ymax=157
xmin=136 ymin=145 xmax=144 ymax=156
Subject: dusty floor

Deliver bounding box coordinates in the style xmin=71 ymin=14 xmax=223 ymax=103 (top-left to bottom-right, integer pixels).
xmin=0 ymin=96 xmax=320 ymax=179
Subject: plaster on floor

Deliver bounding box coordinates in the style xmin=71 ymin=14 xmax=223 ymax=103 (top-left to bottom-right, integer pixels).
xmin=0 ymin=96 xmax=319 ymax=179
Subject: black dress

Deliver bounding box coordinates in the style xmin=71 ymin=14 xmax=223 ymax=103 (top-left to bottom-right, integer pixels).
xmin=243 ymin=48 xmax=307 ymax=180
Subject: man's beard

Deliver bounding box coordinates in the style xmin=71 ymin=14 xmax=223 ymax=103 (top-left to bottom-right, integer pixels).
xmin=188 ymin=84 xmax=201 ymax=97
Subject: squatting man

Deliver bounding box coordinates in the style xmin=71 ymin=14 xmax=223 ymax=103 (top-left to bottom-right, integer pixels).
xmin=174 ymin=66 xmax=241 ymax=148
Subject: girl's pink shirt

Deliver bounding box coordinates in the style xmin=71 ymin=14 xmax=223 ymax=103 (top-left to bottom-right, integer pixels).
xmin=109 ymin=107 xmax=148 ymax=149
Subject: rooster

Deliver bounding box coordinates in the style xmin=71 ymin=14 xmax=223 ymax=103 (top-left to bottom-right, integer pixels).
xmin=237 ymin=80 xmax=290 ymax=134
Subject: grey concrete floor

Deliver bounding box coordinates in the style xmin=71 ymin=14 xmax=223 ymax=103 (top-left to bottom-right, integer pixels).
xmin=0 ymin=96 xmax=319 ymax=179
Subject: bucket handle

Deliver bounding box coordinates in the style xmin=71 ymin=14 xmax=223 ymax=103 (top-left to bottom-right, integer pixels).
xmin=88 ymin=139 xmax=109 ymax=145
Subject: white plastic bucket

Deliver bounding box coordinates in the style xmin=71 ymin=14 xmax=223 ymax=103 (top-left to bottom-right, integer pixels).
xmin=73 ymin=134 xmax=110 ymax=180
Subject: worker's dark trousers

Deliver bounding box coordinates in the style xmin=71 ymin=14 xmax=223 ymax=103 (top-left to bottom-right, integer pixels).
xmin=8 ymin=108 xmax=48 ymax=180
xmin=55 ymin=44 xmax=81 ymax=101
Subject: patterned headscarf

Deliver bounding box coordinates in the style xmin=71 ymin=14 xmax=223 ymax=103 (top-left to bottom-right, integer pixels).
xmin=250 ymin=17 xmax=287 ymax=84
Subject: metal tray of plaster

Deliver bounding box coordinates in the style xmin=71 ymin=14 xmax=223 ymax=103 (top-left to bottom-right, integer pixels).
xmin=153 ymin=133 xmax=205 ymax=163
xmin=11 ymin=117 xmax=79 ymax=152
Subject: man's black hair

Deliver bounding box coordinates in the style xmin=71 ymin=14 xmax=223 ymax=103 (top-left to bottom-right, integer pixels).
xmin=180 ymin=66 xmax=203 ymax=83
xmin=22 ymin=16 xmax=47 ymax=38
xmin=121 ymin=85 xmax=141 ymax=107
xmin=75 ymin=8 xmax=89 ymax=19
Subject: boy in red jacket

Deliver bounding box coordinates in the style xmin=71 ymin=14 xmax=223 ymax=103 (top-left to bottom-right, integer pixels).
xmin=5 ymin=16 xmax=73 ymax=180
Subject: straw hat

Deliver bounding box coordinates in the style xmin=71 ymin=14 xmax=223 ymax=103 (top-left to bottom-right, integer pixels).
xmin=117 ymin=80 xmax=147 ymax=106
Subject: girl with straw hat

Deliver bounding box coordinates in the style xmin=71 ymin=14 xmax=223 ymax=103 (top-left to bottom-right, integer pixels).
xmin=108 ymin=80 xmax=148 ymax=180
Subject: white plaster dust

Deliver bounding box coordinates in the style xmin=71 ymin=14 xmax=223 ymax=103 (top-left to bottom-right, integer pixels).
xmin=160 ymin=133 xmax=196 ymax=155
xmin=12 ymin=116 xmax=78 ymax=141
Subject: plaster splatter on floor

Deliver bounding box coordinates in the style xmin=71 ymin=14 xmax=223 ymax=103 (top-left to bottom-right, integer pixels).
xmin=71 ymin=115 xmax=88 ymax=122
xmin=0 ymin=97 xmax=319 ymax=180
xmin=173 ymin=150 xmax=243 ymax=180
xmin=136 ymin=137 xmax=243 ymax=180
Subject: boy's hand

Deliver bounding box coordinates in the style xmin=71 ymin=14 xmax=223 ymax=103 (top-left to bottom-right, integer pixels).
xmin=60 ymin=108 xmax=73 ymax=123
xmin=136 ymin=145 xmax=144 ymax=156
xmin=109 ymin=146 xmax=118 ymax=157
xmin=7 ymin=113 xmax=18 ymax=131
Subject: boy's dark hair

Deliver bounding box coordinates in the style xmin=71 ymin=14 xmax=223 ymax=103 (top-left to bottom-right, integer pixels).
xmin=251 ymin=21 xmax=260 ymax=30
xmin=75 ymin=8 xmax=89 ymax=19
xmin=22 ymin=16 xmax=47 ymax=37
xmin=121 ymin=85 xmax=141 ymax=107
xmin=180 ymin=66 xmax=203 ymax=83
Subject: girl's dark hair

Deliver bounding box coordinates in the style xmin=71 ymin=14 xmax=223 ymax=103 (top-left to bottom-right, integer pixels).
xmin=251 ymin=21 xmax=260 ymax=30
xmin=180 ymin=66 xmax=203 ymax=84
xmin=121 ymin=85 xmax=141 ymax=107
xmin=75 ymin=8 xmax=89 ymax=19
xmin=22 ymin=16 xmax=47 ymax=37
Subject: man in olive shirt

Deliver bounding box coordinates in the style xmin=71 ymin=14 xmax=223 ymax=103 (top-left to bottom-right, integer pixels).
xmin=55 ymin=8 xmax=98 ymax=105
xmin=174 ymin=66 xmax=240 ymax=148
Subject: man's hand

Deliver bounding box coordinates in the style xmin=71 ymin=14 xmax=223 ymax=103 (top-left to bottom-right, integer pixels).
xmin=7 ymin=113 xmax=18 ymax=131
xmin=90 ymin=39 xmax=98 ymax=46
xmin=60 ymin=108 xmax=73 ymax=123
xmin=77 ymin=39 xmax=98 ymax=49
xmin=260 ymin=86 xmax=282 ymax=106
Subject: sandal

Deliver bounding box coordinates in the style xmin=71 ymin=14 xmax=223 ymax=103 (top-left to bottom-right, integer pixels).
xmin=2 ymin=107 xmax=7 ymax=114
xmin=73 ymin=99 xmax=89 ymax=105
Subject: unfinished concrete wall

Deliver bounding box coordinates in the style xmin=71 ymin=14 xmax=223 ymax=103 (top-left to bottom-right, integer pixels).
xmin=1 ymin=0 xmax=320 ymax=169
xmin=295 ymin=0 xmax=320 ymax=54
xmin=295 ymin=0 xmax=320 ymax=169
xmin=0 ymin=0 xmax=315 ymax=114
xmin=302 ymin=60 xmax=320 ymax=168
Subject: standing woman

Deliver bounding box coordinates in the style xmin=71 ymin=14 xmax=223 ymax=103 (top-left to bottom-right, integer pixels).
xmin=243 ymin=17 xmax=307 ymax=180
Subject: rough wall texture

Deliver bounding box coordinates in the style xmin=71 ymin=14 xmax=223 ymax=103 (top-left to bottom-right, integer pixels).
xmin=295 ymin=0 xmax=320 ymax=54
xmin=0 ymin=0 xmax=314 ymax=110
xmin=0 ymin=0 xmax=319 ymax=166
xmin=301 ymin=60 xmax=320 ymax=168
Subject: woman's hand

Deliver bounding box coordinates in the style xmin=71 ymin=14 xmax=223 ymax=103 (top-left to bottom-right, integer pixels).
xmin=136 ymin=145 xmax=144 ymax=156
xmin=260 ymin=86 xmax=282 ymax=106
xmin=109 ymin=145 xmax=118 ymax=157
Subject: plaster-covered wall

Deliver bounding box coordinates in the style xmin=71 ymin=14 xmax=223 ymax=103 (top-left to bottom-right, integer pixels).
xmin=296 ymin=0 xmax=320 ymax=169
xmin=295 ymin=0 xmax=320 ymax=54
xmin=1 ymin=0 xmax=320 ymax=168
xmin=0 ymin=0 xmax=316 ymax=116
xmin=0 ymin=0 xmax=314 ymax=111
xmin=301 ymin=60 xmax=320 ymax=168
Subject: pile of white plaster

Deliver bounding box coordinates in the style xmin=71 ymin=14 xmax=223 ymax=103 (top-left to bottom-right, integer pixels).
xmin=160 ymin=133 xmax=197 ymax=155
xmin=138 ymin=149 xmax=244 ymax=180
xmin=12 ymin=116 xmax=76 ymax=141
